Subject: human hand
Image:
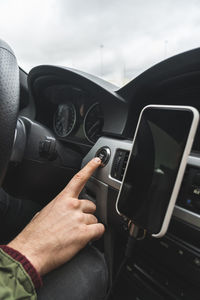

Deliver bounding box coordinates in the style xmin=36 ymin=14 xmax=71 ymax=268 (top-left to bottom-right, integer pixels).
xmin=8 ymin=158 xmax=104 ymax=275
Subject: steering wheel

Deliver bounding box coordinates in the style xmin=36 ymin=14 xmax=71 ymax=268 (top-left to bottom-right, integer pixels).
xmin=0 ymin=39 xmax=20 ymax=185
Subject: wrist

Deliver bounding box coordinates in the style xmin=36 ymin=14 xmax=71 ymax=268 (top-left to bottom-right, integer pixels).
xmin=8 ymin=239 xmax=43 ymax=275
xmin=0 ymin=244 xmax=43 ymax=289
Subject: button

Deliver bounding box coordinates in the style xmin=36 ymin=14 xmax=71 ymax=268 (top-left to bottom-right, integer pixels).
xmin=95 ymin=147 xmax=111 ymax=167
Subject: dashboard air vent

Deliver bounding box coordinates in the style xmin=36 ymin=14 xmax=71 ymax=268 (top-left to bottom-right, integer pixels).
xmin=111 ymin=149 xmax=129 ymax=181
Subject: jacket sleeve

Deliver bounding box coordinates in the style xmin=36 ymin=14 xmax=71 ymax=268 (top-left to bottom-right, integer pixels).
xmin=0 ymin=249 xmax=37 ymax=299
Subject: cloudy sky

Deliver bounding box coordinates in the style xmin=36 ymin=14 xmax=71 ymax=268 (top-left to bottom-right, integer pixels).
xmin=0 ymin=0 xmax=200 ymax=86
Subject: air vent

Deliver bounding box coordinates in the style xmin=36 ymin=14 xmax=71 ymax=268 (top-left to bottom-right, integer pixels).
xmin=111 ymin=149 xmax=129 ymax=181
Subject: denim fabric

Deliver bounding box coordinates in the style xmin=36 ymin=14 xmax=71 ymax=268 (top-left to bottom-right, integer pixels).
xmin=37 ymin=246 xmax=108 ymax=300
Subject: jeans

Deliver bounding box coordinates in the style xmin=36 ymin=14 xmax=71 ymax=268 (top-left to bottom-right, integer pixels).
xmin=37 ymin=245 xmax=108 ymax=300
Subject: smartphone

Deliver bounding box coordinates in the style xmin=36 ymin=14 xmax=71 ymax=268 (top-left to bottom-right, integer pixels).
xmin=116 ymin=105 xmax=199 ymax=238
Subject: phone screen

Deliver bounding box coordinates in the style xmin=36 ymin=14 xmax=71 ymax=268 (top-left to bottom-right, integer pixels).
xmin=117 ymin=106 xmax=195 ymax=235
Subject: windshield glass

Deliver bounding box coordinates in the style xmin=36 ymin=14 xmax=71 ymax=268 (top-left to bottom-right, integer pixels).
xmin=0 ymin=0 xmax=199 ymax=86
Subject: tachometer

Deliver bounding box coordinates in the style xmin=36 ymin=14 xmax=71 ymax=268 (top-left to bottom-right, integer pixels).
xmin=83 ymin=103 xmax=104 ymax=143
xmin=53 ymin=103 xmax=76 ymax=137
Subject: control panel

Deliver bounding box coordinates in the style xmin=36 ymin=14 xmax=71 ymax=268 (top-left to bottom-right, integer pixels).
xmin=82 ymin=136 xmax=200 ymax=229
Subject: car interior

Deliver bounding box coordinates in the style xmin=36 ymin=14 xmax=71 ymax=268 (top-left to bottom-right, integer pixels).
xmin=1 ymin=38 xmax=200 ymax=299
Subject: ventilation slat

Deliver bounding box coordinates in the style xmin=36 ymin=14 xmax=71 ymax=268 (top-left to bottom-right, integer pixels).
xmin=111 ymin=149 xmax=129 ymax=181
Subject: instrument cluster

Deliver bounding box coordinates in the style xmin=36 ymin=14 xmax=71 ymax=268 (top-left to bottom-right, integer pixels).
xmin=52 ymin=88 xmax=104 ymax=144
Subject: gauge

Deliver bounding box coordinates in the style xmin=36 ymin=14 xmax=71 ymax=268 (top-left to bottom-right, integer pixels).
xmin=83 ymin=103 xmax=104 ymax=144
xmin=53 ymin=103 xmax=76 ymax=137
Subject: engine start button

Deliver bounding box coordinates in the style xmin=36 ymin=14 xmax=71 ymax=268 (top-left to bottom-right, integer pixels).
xmin=95 ymin=147 xmax=111 ymax=167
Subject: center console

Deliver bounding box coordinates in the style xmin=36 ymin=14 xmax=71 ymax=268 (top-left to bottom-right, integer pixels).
xmin=109 ymin=154 xmax=200 ymax=300
xmin=82 ymin=137 xmax=200 ymax=299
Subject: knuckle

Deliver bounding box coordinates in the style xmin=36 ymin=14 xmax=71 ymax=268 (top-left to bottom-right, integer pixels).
xmin=91 ymin=215 xmax=98 ymax=223
xmin=77 ymin=212 xmax=84 ymax=223
xmin=74 ymin=172 xmax=85 ymax=181
xmin=80 ymin=199 xmax=96 ymax=213
xmin=84 ymin=200 xmax=96 ymax=211
xmin=90 ymin=202 xmax=96 ymax=211
xmin=68 ymin=198 xmax=80 ymax=209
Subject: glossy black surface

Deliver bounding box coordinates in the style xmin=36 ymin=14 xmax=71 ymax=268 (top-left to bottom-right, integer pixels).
xmin=117 ymin=106 xmax=194 ymax=234
xmin=53 ymin=103 xmax=76 ymax=137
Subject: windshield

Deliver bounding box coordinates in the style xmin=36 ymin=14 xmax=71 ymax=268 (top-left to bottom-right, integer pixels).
xmin=0 ymin=0 xmax=199 ymax=86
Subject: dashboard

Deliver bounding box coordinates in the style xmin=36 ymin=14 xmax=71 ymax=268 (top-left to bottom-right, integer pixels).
xmin=38 ymin=84 xmax=104 ymax=145
xmin=28 ymin=66 xmax=128 ymax=149
xmin=24 ymin=48 xmax=200 ymax=299
xmin=54 ymin=101 xmax=103 ymax=144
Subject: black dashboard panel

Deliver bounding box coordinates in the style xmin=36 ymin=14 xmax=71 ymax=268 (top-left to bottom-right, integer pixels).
xmin=118 ymin=48 xmax=200 ymax=150
xmin=28 ymin=65 xmax=129 ymax=148
xmin=28 ymin=49 xmax=200 ymax=151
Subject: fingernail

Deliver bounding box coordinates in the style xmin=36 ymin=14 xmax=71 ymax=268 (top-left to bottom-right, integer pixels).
xmin=93 ymin=157 xmax=101 ymax=163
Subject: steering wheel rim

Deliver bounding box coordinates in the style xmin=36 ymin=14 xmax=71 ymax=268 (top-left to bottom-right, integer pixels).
xmin=0 ymin=39 xmax=20 ymax=185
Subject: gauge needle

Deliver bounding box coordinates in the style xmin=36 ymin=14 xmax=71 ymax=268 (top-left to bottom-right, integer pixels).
xmin=88 ymin=120 xmax=101 ymax=136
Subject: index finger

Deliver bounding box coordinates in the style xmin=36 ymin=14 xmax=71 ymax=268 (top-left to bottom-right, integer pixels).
xmin=63 ymin=157 xmax=101 ymax=198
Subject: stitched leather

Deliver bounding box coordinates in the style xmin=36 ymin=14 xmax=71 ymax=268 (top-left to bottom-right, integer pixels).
xmin=0 ymin=39 xmax=19 ymax=184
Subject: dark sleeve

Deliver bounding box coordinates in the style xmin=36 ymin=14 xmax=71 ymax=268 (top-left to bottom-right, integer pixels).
xmin=0 ymin=246 xmax=42 ymax=300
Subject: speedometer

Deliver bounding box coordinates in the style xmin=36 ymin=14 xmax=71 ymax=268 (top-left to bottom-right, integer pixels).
xmin=83 ymin=103 xmax=104 ymax=143
xmin=53 ymin=103 xmax=76 ymax=137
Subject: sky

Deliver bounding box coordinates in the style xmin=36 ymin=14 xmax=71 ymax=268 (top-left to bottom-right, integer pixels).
xmin=0 ymin=0 xmax=200 ymax=86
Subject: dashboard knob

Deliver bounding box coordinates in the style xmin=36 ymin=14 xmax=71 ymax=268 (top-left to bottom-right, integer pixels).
xmin=95 ymin=147 xmax=111 ymax=167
